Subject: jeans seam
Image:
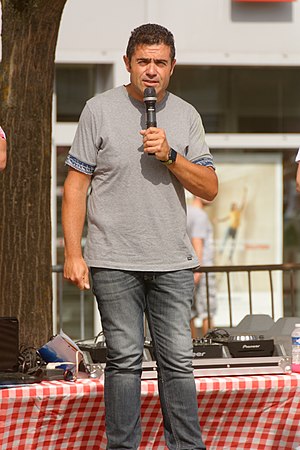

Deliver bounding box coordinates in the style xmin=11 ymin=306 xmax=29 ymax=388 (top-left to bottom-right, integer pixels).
xmin=145 ymin=292 xmax=181 ymax=449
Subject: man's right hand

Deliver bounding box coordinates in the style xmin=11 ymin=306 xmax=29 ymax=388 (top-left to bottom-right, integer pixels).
xmin=63 ymin=256 xmax=90 ymax=290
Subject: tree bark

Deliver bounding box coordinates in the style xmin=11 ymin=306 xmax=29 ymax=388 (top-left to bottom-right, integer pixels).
xmin=0 ymin=0 xmax=67 ymax=347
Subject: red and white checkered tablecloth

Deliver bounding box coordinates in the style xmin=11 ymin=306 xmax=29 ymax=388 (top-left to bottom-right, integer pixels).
xmin=0 ymin=374 xmax=299 ymax=449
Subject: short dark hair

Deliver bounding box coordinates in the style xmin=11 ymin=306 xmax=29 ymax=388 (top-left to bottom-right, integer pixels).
xmin=126 ymin=23 xmax=176 ymax=62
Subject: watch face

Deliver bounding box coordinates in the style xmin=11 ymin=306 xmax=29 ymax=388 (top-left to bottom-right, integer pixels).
xmin=170 ymin=148 xmax=177 ymax=162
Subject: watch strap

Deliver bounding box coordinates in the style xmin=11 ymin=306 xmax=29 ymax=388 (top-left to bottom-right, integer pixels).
xmin=162 ymin=148 xmax=177 ymax=165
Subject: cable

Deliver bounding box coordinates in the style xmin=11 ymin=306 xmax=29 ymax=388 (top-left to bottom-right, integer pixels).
xmin=203 ymin=328 xmax=231 ymax=342
xmin=18 ymin=345 xmax=45 ymax=375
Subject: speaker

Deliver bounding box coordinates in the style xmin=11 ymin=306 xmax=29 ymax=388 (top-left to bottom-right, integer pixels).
xmin=265 ymin=317 xmax=300 ymax=356
xmin=265 ymin=317 xmax=300 ymax=337
xmin=0 ymin=317 xmax=19 ymax=371
xmin=224 ymin=314 xmax=275 ymax=335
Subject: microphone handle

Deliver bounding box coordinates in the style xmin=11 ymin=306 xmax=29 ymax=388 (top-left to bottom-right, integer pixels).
xmin=146 ymin=108 xmax=157 ymax=129
xmin=147 ymin=119 xmax=157 ymax=128
xmin=146 ymin=114 xmax=157 ymax=156
xmin=145 ymin=101 xmax=156 ymax=154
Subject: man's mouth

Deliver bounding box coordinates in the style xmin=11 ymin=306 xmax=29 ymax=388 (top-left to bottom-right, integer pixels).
xmin=143 ymin=80 xmax=158 ymax=86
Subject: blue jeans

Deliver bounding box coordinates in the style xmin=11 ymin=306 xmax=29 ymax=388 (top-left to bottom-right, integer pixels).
xmin=91 ymin=268 xmax=206 ymax=450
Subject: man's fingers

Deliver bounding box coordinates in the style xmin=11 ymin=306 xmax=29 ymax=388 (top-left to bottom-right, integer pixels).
xmin=83 ymin=273 xmax=90 ymax=290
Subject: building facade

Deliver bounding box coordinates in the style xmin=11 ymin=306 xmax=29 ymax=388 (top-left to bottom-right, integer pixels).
xmin=4 ymin=0 xmax=300 ymax=337
xmin=52 ymin=0 xmax=300 ymax=337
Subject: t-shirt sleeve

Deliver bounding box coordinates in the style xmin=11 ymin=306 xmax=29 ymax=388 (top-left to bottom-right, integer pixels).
xmin=185 ymin=108 xmax=215 ymax=169
xmin=65 ymin=103 xmax=99 ymax=175
xmin=296 ymin=148 xmax=300 ymax=163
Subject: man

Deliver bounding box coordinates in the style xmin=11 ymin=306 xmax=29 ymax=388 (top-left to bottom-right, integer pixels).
xmin=62 ymin=23 xmax=218 ymax=449
xmin=187 ymin=196 xmax=216 ymax=337
xmin=0 ymin=126 xmax=7 ymax=171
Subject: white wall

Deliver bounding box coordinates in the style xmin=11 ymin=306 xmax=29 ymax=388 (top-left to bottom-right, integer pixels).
xmin=2 ymin=1 xmax=300 ymax=73
xmin=56 ymin=0 xmax=300 ymax=67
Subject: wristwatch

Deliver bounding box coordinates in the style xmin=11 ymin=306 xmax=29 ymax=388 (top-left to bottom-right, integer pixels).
xmin=162 ymin=148 xmax=177 ymax=165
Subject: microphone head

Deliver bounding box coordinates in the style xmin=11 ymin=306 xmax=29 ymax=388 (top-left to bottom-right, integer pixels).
xmin=143 ymin=87 xmax=157 ymax=103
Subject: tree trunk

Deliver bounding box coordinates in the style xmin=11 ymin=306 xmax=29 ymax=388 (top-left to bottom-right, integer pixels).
xmin=0 ymin=0 xmax=67 ymax=347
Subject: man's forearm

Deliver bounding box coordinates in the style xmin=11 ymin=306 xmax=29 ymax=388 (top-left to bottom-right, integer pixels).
xmin=168 ymin=153 xmax=218 ymax=201
xmin=62 ymin=173 xmax=91 ymax=290
xmin=62 ymin=191 xmax=87 ymax=258
xmin=62 ymin=169 xmax=90 ymax=258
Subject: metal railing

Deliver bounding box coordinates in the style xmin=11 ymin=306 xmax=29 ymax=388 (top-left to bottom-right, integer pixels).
xmin=194 ymin=263 xmax=300 ymax=329
xmin=52 ymin=263 xmax=300 ymax=339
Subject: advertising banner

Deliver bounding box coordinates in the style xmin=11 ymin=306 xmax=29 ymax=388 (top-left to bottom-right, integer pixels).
xmin=206 ymin=152 xmax=283 ymax=326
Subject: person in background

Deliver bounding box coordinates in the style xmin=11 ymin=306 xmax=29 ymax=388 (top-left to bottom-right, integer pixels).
xmin=295 ymin=148 xmax=300 ymax=192
xmin=62 ymin=23 xmax=218 ymax=449
xmin=187 ymin=196 xmax=217 ymax=337
xmin=217 ymin=186 xmax=247 ymax=264
xmin=0 ymin=126 xmax=7 ymax=171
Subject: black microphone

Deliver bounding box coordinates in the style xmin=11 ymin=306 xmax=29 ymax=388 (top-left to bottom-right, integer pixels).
xmin=143 ymin=87 xmax=157 ymax=128
xmin=143 ymin=87 xmax=157 ymax=155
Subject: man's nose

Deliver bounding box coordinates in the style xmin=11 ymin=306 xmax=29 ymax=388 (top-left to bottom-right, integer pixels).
xmin=146 ymin=62 xmax=157 ymax=76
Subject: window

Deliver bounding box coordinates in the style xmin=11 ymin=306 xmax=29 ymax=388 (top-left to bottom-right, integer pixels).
xmin=169 ymin=66 xmax=300 ymax=133
xmin=56 ymin=65 xmax=96 ymax=122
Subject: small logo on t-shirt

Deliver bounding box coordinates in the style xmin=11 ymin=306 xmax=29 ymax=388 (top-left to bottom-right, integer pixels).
xmin=187 ymin=255 xmax=193 ymax=260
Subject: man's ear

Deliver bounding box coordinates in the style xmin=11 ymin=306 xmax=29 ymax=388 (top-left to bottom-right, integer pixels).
xmin=170 ymin=59 xmax=177 ymax=76
xmin=123 ymin=55 xmax=131 ymax=73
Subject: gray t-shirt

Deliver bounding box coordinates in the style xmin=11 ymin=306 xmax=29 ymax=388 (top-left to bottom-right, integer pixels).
xmin=66 ymin=85 xmax=214 ymax=271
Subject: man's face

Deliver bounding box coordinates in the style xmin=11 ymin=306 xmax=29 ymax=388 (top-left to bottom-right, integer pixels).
xmin=123 ymin=43 xmax=176 ymax=102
